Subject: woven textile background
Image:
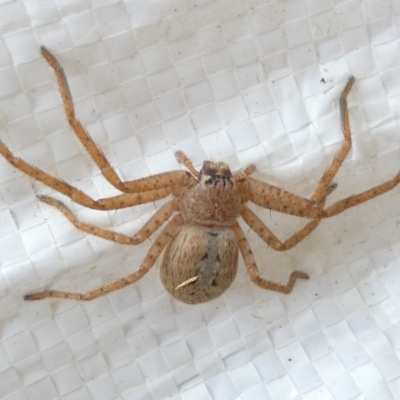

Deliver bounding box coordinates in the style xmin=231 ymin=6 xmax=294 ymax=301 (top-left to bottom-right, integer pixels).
xmin=1 ymin=1 xmax=400 ymax=399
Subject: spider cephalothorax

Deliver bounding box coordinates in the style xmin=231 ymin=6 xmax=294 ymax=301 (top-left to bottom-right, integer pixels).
xmin=1 ymin=47 xmax=400 ymax=304
xmin=181 ymin=161 xmax=242 ymax=228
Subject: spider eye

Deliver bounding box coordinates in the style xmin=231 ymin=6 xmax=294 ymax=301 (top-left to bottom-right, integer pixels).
xmin=201 ymin=161 xmax=233 ymax=187
xmin=203 ymin=175 xmax=233 ymax=187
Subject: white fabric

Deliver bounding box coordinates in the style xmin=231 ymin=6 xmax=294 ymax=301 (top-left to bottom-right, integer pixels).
xmin=1 ymin=0 xmax=400 ymax=399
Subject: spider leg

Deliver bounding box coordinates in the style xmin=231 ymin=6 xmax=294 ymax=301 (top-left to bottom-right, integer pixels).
xmin=41 ymin=46 xmax=128 ymax=193
xmin=241 ymin=183 xmax=336 ymax=250
xmin=282 ymin=167 xmax=400 ymax=219
xmin=38 ymin=196 xmax=178 ymax=244
xmin=24 ymin=214 xmax=184 ymax=301
xmin=41 ymin=47 xmax=198 ymax=194
xmin=94 ymin=188 xmax=178 ymax=210
xmin=247 ymin=163 xmax=400 ymax=220
xmin=0 ymin=141 xmax=97 ymax=206
xmin=244 ymin=178 xmax=317 ymax=217
xmin=231 ymin=222 xmax=308 ymax=294
xmin=234 ymin=164 xmax=257 ymax=182
xmin=0 ymin=140 xmax=195 ymax=210
xmin=320 ymin=172 xmax=400 ymax=218
xmin=311 ymin=76 xmax=355 ymax=203
xmin=244 ymin=77 xmax=355 ymax=216
xmin=246 ymin=75 xmax=400 ymax=220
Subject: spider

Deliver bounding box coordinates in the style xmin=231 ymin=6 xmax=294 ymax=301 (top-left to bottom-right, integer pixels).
xmin=1 ymin=47 xmax=399 ymax=304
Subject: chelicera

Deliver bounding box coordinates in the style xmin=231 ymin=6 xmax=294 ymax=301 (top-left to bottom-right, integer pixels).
xmin=1 ymin=47 xmax=399 ymax=304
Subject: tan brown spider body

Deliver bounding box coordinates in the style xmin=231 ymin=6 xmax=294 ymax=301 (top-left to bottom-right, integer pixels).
xmin=161 ymin=161 xmax=242 ymax=303
xmin=2 ymin=47 xmax=400 ymax=304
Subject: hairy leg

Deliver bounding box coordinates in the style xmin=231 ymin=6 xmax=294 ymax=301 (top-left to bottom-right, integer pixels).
xmin=248 ymin=165 xmax=400 ymax=220
xmin=244 ymin=178 xmax=318 ymax=217
xmin=24 ymin=214 xmax=184 ymax=301
xmin=0 ymin=140 xmax=194 ymax=210
xmin=245 ymin=77 xmax=356 ymax=216
xmin=41 ymin=46 xmax=129 ymax=192
xmin=311 ymin=76 xmax=355 ymax=203
xmin=241 ymin=84 xmax=399 ymax=286
xmin=231 ymin=222 xmax=309 ymax=294
xmin=241 ymin=184 xmax=336 ymax=250
xmin=39 ymin=196 xmax=178 ymax=244
xmin=40 ymin=47 xmax=198 ymax=194
xmin=321 ymin=173 xmax=400 ymax=217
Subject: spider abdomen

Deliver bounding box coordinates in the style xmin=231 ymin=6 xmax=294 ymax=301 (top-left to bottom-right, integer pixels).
xmin=160 ymin=224 xmax=238 ymax=304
